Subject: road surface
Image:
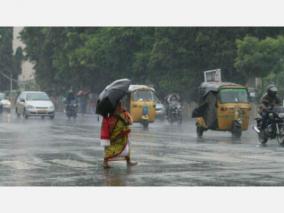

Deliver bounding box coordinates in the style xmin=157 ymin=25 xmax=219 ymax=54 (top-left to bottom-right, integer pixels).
xmin=0 ymin=112 xmax=283 ymax=186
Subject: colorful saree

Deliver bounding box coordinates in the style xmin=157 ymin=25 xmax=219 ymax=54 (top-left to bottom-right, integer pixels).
xmin=104 ymin=110 xmax=132 ymax=161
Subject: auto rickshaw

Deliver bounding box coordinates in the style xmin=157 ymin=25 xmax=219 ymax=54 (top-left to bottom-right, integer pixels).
xmin=192 ymin=82 xmax=251 ymax=138
xmin=122 ymin=85 xmax=156 ymax=128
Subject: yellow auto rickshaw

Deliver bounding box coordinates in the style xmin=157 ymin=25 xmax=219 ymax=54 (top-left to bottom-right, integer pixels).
xmin=122 ymin=85 xmax=156 ymax=128
xmin=192 ymin=82 xmax=251 ymax=138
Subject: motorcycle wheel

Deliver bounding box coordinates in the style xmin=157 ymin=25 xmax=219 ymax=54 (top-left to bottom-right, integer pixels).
xmin=178 ymin=115 xmax=182 ymax=125
xmin=258 ymin=131 xmax=268 ymax=145
xmin=197 ymin=126 xmax=204 ymax=138
xmin=168 ymin=115 xmax=174 ymax=124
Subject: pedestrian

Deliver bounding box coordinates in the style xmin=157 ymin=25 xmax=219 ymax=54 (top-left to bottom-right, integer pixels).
xmin=101 ymin=101 xmax=137 ymax=169
xmin=77 ymin=88 xmax=90 ymax=115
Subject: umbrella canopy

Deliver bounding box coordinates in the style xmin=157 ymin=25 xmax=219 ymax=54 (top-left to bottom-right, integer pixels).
xmin=96 ymin=79 xmax=131 ymax=116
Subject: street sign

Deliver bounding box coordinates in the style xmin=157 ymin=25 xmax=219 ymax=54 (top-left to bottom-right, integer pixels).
xmin=204 ymin=69 xmax=222 ymax=82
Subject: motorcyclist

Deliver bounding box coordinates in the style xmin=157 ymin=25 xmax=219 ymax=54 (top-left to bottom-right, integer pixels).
xmin=166 ymin=94 xmax=181 ymax=118
xmin=258 ymin=84 xmax=281 ymax=129
xmin=65 ymin=89 xmax=77 ymax=105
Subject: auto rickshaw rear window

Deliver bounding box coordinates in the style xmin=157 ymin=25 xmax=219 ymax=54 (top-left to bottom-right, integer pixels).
xmin=219 ymin=88 xmax=248 ymax=103
xmin=132 ymin=90 xmax=154 ymax=101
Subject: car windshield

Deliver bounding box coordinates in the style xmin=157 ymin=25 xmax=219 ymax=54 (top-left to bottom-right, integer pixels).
xmin=26 ymin=92 xmax=50 ymax=101
xmin=0 ymin=93 xmax=5 ymax=100
xmin=219 ymin=88 xmax=248 ymax=103
xmin=132 ymin=90 xmax=154 ymax=101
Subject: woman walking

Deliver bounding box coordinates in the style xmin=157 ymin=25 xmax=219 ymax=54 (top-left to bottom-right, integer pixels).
xmin=102 ymin=101 xmax=137 ymax=168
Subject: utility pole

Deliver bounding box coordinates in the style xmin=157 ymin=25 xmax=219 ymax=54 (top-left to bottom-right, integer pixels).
xmin=10 ymin=72 xmax=12 ymax=93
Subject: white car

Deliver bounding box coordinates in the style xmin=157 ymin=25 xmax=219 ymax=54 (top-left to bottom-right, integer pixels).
xmin=155 ymin=101 xmax=166 ymax=120
xmin=15 ymin=91 xmax=55 ymax=119
xmin=153 ymin=94 xmax=166 ymax=120
xmin=0 ymin=93 xmax=11 ymax=113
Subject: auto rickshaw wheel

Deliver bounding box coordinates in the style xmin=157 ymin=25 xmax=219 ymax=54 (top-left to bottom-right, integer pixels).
xmin=197 ymin=126 xmax=204 ymax=138
xmin=142 ymin=121 xmax=149 ymax=129
xmin=232 ymin=129 xmax=242 ymax=138
xmin=231 ymin=121 xmax=242 ymax=138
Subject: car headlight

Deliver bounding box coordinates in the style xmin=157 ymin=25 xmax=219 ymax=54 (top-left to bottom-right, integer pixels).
xmin=49 ymin=105 xmax=55 ymax=110
xmin=26 ymin=105 xmax=34 ymax=109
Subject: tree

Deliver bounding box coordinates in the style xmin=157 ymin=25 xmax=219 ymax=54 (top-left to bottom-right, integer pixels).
xmin=20 ymin=27 xmax=284 ymax=100
xmin=235 ymin=35 xmax=284 ymax=78
xmin=0 ymin=27 xmax=15 ymax=91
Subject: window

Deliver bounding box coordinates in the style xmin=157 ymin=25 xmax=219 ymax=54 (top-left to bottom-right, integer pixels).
xmin=26 ymin=92 xmax=50 ymax=101
xmin=132 ymin=90 xmax=154 ymax=101
xmin=219 ymin=88 xmax=248 ymax=103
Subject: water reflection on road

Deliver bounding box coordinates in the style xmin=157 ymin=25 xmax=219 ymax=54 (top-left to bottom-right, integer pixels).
xmin=0 ymin=112 xmax=283 ymax=186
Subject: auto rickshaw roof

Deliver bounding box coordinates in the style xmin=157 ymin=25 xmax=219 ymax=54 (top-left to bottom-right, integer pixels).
xmin=128 ymin=85 xmax=155 ymax=92
xmin=200 ymin=82 xmax=246 ymax=97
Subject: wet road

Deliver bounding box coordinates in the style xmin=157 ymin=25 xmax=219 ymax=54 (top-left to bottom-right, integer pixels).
xmin=0 ymin=111 xmax=284 ymax=186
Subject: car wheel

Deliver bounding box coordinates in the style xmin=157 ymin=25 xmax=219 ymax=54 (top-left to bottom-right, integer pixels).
xmin=49 ymin=115 xmax=55 ymax=120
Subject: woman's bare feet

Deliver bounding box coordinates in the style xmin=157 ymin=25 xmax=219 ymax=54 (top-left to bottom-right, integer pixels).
xmin=126 ymin=157 xmax=138 ymax=166
xmin=127 ymin=161 xmax=138 ymax=166
xmin=103 ymin=160 xmax=111 ymax=169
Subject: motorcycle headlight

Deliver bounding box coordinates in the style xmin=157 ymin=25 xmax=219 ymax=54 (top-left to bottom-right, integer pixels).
xmin=269 ymin=112 xmax=274 ymax=118
xmin=4 ymin=102 xmax=11 ymax=107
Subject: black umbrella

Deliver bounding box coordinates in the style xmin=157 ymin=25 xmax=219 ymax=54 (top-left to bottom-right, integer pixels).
xmin=96 ymin=78 xmax=131 ymax=116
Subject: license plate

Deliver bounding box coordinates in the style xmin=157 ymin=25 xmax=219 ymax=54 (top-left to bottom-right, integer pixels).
xmin=38 ymin=110 xmax=47 ymax=113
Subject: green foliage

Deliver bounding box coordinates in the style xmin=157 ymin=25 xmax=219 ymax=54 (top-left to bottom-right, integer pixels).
xmin=235 ymin=35 xmax=284 ymax=78
xmin=0 ymin=27 xmax=17 ymax=91
xmin=20 ymin=27 xmax=284 ymax=100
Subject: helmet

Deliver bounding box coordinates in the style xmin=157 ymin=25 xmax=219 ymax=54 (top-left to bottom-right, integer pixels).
xmin=267 ymin=84 xmax=278 ymax=97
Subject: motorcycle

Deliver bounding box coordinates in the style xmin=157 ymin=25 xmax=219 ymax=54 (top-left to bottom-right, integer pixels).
xmin=253 ymin=106 xmax=284 ymax=145
xmin=65 ymin=100 xmax=78 ymax=119
xmin=167 ymin=101 xmax=182 ymax=124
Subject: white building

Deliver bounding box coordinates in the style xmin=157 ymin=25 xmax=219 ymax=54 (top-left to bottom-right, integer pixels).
xmin=12 ymin=27 xmax=35 ymax=83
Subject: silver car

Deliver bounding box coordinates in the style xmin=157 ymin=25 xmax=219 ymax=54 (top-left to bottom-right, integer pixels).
xmin=15 ymin=91 xmax=55 ymax=119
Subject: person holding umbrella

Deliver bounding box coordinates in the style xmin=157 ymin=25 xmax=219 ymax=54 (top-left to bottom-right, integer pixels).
xmin=103 ymin=101 xmax=137 ymax=168
xmin=96 ymin=79 xmax=137 ymax=168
